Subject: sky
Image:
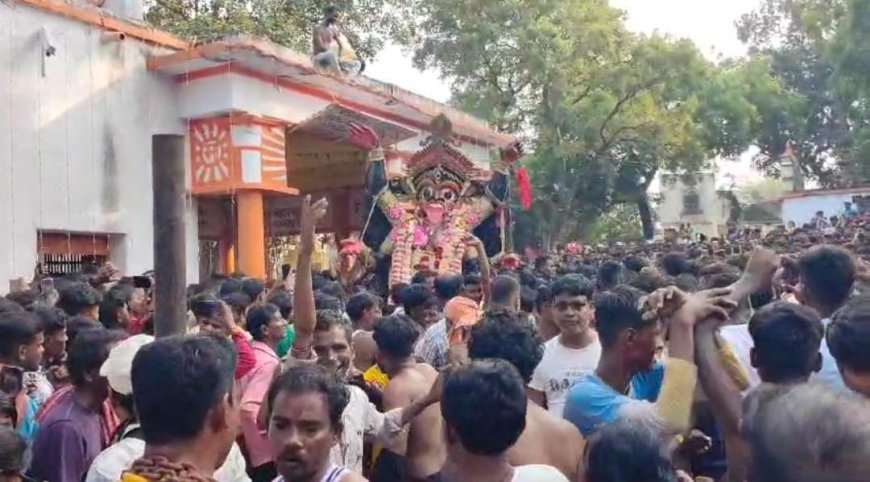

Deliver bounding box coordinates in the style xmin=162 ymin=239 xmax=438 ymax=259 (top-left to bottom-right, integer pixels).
xmin=365 ymin=0 xmax=768 ymax=188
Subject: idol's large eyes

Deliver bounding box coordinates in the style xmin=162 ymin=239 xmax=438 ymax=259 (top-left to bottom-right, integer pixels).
xmin=420 ymin=186 xmax=435 ymax=201
xmin=439 ymin=188 xmax=458 ymax=203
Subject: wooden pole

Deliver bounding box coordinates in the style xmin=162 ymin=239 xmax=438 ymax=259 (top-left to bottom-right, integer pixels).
xmin=152 ymin=135 xmax=187 ymax=337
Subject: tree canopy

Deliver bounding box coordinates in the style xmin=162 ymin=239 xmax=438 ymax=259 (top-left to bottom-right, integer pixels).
xmin=411 ymin=0 xmax=755 ymax=246
xmin=735 ymin=0 xmax=870 ymax=187
xmin=143 ymin=0 xmax=414 ymax=59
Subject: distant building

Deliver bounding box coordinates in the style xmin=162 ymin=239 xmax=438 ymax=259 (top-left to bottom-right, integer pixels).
xmin=655 ymin=172 xmax=737 ymax=239
xmin=780 ymin=186 xmax=870 ymax=226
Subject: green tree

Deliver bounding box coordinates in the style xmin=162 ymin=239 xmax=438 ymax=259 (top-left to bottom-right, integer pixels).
xmin=412 ymin=0 xmax=754 ymax=248
xmin=143 ymin=0 xmax=414 ymax=59
xmin=736 ymin=0 xmax=870 ymax=187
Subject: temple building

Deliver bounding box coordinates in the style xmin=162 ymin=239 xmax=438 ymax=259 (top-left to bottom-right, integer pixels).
xmin=0 ymin=0 xmax=514 ymax=286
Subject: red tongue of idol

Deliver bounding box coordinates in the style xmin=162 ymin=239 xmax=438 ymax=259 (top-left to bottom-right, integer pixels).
xmin=424 ymin=203 xmax=445 ymax=226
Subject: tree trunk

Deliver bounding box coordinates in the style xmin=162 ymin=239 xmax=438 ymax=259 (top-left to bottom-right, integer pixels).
xmin=637 ymin=195 xmax=655 ymax=240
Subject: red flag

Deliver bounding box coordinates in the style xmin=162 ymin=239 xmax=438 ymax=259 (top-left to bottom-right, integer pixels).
xmin=516 ymin=167 xmax=533 ymax=210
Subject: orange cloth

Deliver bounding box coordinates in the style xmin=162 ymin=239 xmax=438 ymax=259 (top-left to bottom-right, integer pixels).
xmin=445 ymin=296 xmax=482 ymax=345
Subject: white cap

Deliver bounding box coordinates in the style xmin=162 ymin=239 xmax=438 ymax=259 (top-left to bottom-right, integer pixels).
xmin=99 ymin=334 xmax=154 ymax=395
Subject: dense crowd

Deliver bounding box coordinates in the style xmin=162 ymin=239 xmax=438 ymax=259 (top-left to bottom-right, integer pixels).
xmin=2 ymin=198 xmax=870 ymax=482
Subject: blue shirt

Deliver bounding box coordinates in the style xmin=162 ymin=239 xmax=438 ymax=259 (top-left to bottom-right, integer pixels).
xmin=814 ymin=318 xmax=848 ymax=394
xmin=563 ymin=363 xmax=664 ymax=436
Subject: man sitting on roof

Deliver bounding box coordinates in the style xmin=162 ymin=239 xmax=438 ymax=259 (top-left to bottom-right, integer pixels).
xmin=312 ymin=6 xmax=363 ymax=77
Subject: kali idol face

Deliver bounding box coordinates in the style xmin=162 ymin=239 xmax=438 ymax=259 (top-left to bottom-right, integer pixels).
xmin=414 ymin=165 xmax=464 ymax=226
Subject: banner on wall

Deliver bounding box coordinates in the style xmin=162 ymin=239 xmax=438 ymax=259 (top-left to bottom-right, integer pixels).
xmin=264 ymin=188 xmax=368 ymax=236
xmin=266 ymin=194 xmax=335 ymax=236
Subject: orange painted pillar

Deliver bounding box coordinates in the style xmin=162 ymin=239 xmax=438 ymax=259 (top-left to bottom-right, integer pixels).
xmin=236 ymin=190 xmax=267 ymax=278
xmin=220 ymin=241 xmax=236 ymax=275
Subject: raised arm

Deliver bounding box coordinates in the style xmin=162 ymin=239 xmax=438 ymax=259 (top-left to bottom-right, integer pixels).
xmin=291 ymin=195 xmax=329 ymax=358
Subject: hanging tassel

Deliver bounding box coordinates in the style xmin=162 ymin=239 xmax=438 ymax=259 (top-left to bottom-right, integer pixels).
xmin=515 ymin=167 xmax=533 ymax=211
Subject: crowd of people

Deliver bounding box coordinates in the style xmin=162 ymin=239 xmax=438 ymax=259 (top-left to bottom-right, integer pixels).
xmin=2 ymin=196 xmax=870 ymax=482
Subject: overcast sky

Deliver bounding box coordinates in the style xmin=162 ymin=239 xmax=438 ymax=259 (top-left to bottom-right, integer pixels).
xmin=365 ymin=0 xmax=767 ymax=186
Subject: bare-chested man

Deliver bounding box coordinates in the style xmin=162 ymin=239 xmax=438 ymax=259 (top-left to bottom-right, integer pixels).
xmin=312 ymin=6 xmax=361 ymax=76
xmin=408 ymin=312 xmax=585 ymax=480
xmin=371 ymin=315 xmax=444 ymax=482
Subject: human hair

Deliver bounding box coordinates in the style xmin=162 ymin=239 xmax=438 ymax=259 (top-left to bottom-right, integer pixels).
xmin=5 ymin=290 xmax=37 ymax=310
xmin=0 ymin=426 xmax=27 ymax=474
xmin=373 ymin=315 xmax=421 ymax=359
xmin=535 ymin=285 xmax=553 ymax=311
xmin=221 ymin=292 xmax=252 ymax=317
xmin=597 ymin=261 xmax=623 ymax=291
xmin=742 ymin=383 xmax=870 ymax=482
xmin=314 ymin=293 xmax=343 ymax=311
xmin=593 ymin=285 xmax=648 ymax=347
xmin=519 ymin=286 xmax=537 ymax=314
xmin=490 ymin=275 xmax=520 ymax=305
xmin=534 ymin=256 xmax=551 ymax=270
xmin=628 ymin=271 xmax=669 ymax=294
xmin=57 ymin=282 xmax=103 ymax=316
xmin=218 ymin=278 xmax=242 ymax=296
xmin=132 ymin=335 xmax=237 ymax=445
xmin=241 ymin=278 xmax=265 ymax=302
xmin=67 ymin=328 xmax=126 ymax=386
xmin=0 ymin=299 xmax=24 ymax=315
xmin=314 ymin=309 xmax=352 ymax=342
xmin=0 ymin=312 xmax=42 ymax=361
xmin=410 ymin=270 xmax=435 ymax=285
xmin=267 ymin=290 xmax=293 ymax=319
xmin=400 ymin=284 xmax=436 ymax=313
xmin=827 ymin=295 xmax=870 ymax=373
xmin=674 ymin=273 xmax=700 ymax=293
xmin=31 ymin=306 xmax=67 ymax=336
xmin=319 ymin=282 xmax=346 ymax=303
xmin=463 ymin=273 xmax=482 ymax=287
xmin=66 ymin=315 xmax=103 ymax=346
xmin=99 ymin=284 xmax=133 ymax=330
xmin=468 ymin=311 xmax=542 ymax=383
xmin=798 ymin=245 xmax=856 ymax=312
xmin=441 ymin=359 xmax=527 ymax=456
xmin=550 ymin=274 xmax=594 ymax=299
xmin=661 ymin=252 xmax=690 ymax=277
xmin=623 ymin=255 xmax=648 ymax=273
xmin=345 ymin=292 xmax=379 ymax=323
xmin=245 ymin=303 xmax=281 ymax=342
xmin=748 ymin=302 xmax=823 ymax=383
xmin=434 ymin=274 xmax=465 ymax=302
xmin=267 ymin=364 xmax=349 ymax=433
xmin=585 ymin=420 xmax=677 ymax=482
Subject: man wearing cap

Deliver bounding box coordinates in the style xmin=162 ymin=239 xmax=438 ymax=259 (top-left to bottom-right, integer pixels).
xmin=413 ymin=296 xmax=482 ymax=372
xmin=84 ymin=335 xmax=250 ymax=482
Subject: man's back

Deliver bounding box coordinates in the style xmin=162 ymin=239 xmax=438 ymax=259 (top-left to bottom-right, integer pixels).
xmin=507 ymin=403 xmax=584 ymax=480
xmin=389 ymin=363 xmax=445 ymax=480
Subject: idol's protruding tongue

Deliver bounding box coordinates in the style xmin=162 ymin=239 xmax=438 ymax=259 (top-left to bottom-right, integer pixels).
xmin=424 ymin=203 xmax=445 ymax=226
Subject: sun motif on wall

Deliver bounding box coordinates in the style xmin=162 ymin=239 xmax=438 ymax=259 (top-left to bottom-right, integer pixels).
xmin=192 ymin=122 xmax=231 ymax=184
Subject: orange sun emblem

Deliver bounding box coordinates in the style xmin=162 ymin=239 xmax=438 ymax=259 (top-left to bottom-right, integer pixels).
xmin=192 ymin=122 xmax=231 ymax=184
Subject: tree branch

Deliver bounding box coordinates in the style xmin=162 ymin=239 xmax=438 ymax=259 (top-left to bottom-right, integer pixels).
xmin=598 ymin=76 xmax=664 ymax=149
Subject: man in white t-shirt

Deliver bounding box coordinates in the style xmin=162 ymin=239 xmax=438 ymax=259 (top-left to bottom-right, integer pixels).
xmin=529 ymin=275 xmax=601 ymax=417
xmin=437 ymin=360 xmax=569 ymax=482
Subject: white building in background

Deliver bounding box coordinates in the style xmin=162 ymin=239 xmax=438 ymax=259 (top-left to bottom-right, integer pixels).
xmin=655 ymin=172 xmax=736 ymax=239
xmin=780 ymin=186 xmax=870 ymax=226
xmin=0 ymin=0 xmax=510 ymax=291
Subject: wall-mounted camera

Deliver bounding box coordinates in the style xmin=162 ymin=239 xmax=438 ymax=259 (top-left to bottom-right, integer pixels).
xmin=41 ymin=27 xmax=57 ymax=57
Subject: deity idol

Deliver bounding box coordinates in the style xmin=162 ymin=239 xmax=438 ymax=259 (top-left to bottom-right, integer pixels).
xmin=350 ymin=116 xmax=521 ymax=287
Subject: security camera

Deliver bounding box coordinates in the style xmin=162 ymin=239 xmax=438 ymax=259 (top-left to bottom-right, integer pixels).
xmin=41 ymin=27 xmax=57 ymax=57
xmin=103 ymin=31 xmax=127 ymax=42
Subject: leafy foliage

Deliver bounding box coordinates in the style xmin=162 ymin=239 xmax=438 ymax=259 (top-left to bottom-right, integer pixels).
xmin=736 ymin=0 xmax=870 ymax=187
xmin=411 ymin=0 xmax=754 ymax=247
xmin=143 ymin=0 xmax=414 ymax=59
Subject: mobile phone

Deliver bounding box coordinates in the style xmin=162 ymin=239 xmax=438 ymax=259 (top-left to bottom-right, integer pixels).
xmin=133 ymin=276 xmax=153 ymax=290
xmin=281 ymin=264 xmax=292 ymax=280
xmin=39 ymin=277 xmax=54 ymax=291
